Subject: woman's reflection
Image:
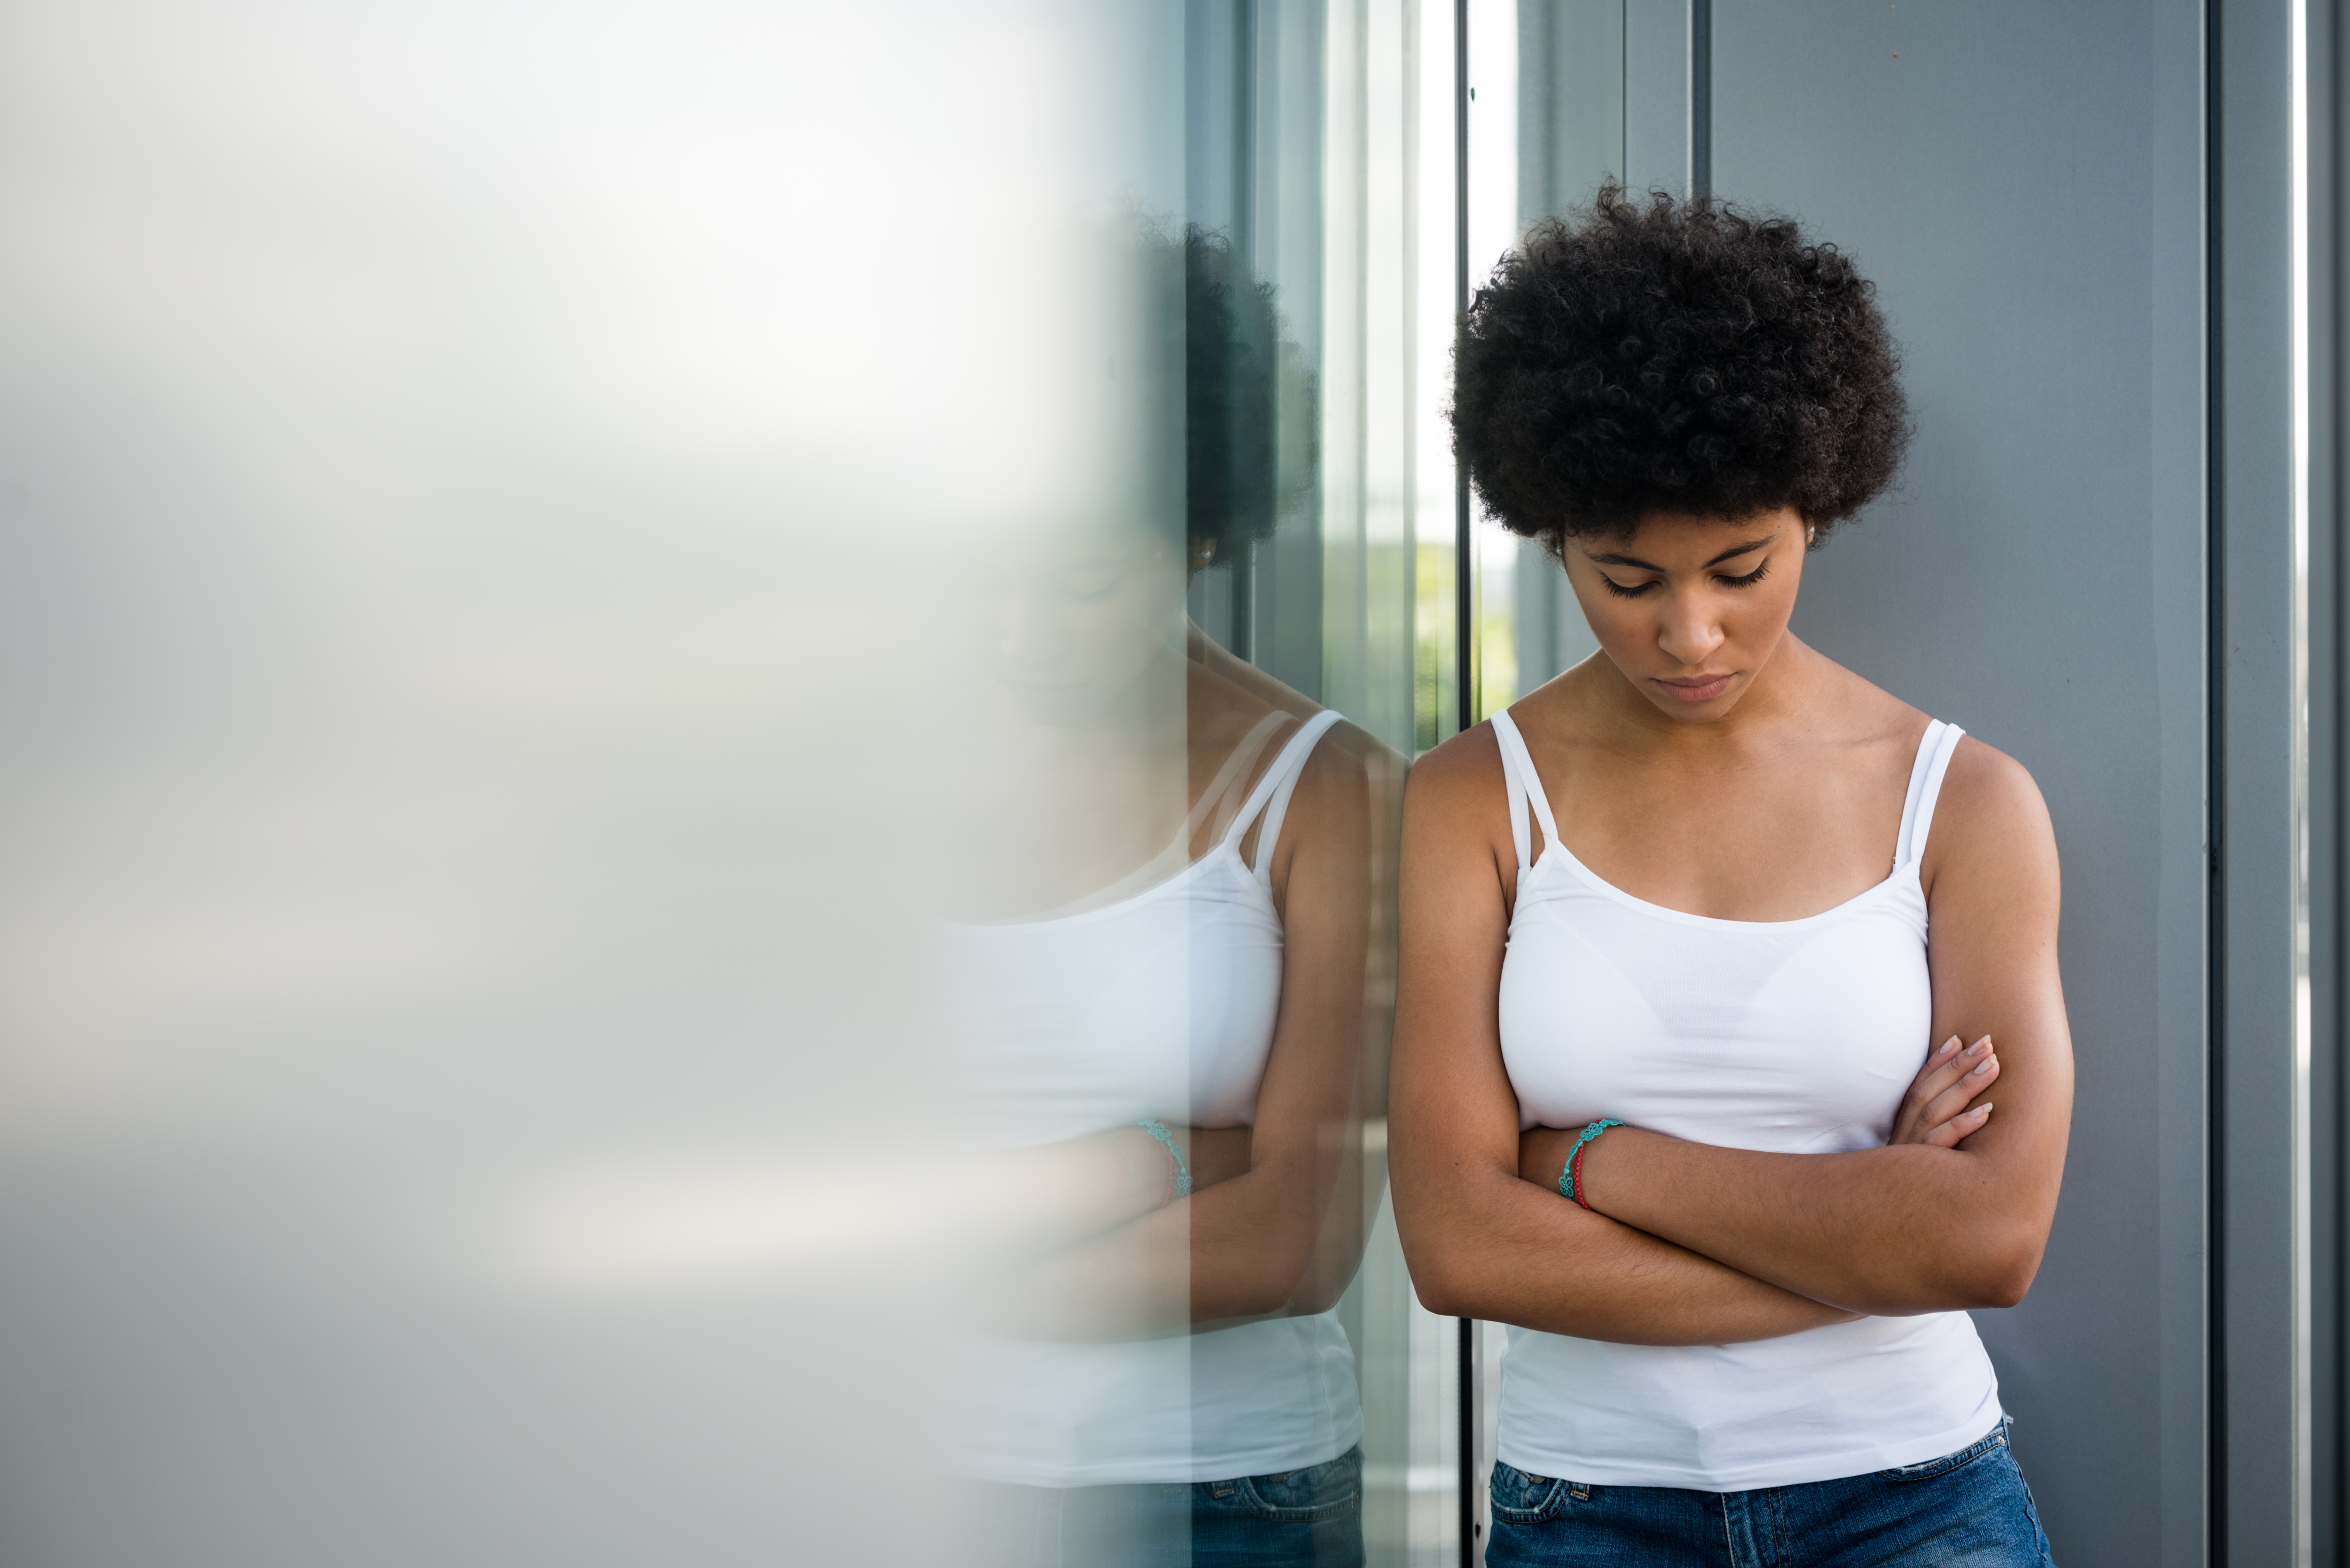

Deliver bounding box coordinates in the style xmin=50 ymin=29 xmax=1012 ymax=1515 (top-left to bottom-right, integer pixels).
xmin=945 ymin=224 xmax=1399 ymax=1568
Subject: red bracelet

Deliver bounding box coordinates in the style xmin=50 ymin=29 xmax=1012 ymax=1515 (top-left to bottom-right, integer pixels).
xmin=1558 ymin=1117 xmax=1623 ymax=1209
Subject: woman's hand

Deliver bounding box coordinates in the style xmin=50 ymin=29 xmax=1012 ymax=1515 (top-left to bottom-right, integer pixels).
xmin=1888 ymin=1035 xmax=1999 ymax=1149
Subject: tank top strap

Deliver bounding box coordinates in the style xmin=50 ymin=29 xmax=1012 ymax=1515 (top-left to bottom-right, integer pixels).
xmin=1895 ymin=720 xmax=1967 ymax=867
xmin=1182 ymin=710 xmax=1291 ymax=850
xmin=1223 ymin=709 xmax=1345 ymax=879
xmin=1488 ymin=709 xmax=1559 ymax=872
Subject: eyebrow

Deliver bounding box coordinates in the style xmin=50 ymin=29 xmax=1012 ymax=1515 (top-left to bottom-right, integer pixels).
xmin=1583 ymin=536 xmax=1777 ymax=572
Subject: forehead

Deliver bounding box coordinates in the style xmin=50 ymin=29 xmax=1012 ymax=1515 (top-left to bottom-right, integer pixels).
xmin=1580 ymin=507 xmax=1800 ymax=563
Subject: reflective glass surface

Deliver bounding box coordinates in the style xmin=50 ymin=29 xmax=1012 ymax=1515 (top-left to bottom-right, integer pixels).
xmin=0 ymin=3 xmax=1624 ymax=1563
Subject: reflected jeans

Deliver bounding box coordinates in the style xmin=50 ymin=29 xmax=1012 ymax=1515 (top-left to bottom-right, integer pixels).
xmin=968 ymin=1444 xmax=1363 ymax=1568
xmin=1486 ymin=1420 xmax=2055 ymax=1567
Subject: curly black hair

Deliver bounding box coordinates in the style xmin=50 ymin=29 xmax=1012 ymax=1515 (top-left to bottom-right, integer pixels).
xmin=1178 ymin=224 xmax=1317 ymax=561
xmin=1450 ymin=182 xmax=1908 ymax=546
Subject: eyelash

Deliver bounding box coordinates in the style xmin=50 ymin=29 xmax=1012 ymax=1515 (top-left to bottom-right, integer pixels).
xmin=1599 ymin=561 xmax=1772 ymax=598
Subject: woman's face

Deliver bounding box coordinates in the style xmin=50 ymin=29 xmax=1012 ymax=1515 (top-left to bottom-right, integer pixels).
xmin=984 ymin=526 xmax=1188 ymax=727
xmin=1561 ymin=506 xmax=1810 ymax=724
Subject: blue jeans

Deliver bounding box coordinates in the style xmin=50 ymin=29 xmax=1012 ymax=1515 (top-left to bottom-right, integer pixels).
xmin=968 ymin=1445 xmax=1364 ymax=1568
xmin=1486 ymin=1420 xmax=2054 ymax=1567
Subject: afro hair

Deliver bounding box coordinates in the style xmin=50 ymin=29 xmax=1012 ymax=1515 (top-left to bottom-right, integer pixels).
xmin=1450 ymin=182 xmax=1909 ymax=546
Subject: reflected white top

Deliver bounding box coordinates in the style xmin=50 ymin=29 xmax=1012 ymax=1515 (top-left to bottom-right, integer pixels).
xmin=1489 ymin=708 xmax=2001 ymax=1490
xmin=946 ymin=709 xmax=1361 ymax=1486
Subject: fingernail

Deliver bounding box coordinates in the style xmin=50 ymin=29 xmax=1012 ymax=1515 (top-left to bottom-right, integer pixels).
xmin=1972 ymin=1057 xmax=1996 ymax=1076
xmin=1937 ymin=1037 xmax=1959 ymax=1057
xmin=1975 ymin=1103 xmax=1994 ymax=1117
xmin=1966 ymin=1039 xmax=1990 ymax=1058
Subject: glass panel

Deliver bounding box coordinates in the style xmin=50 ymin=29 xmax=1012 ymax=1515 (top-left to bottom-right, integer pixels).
xmin=1175 ymin=5 xmax=1440 ymax=1565
xmin=0 ymin=5 xmax=1119 ymax=1562
xmin=952 ymin=0 xmax=1439 ymax=1564
xmin=1490 ymin=0 xmax=1627 ymax=717
xmin=0 ymin=4 xmax=1436 ymax=1567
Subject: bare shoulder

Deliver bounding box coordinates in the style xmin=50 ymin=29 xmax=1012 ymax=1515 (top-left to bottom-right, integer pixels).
xmin=1937 ymin=735 xmax=2054 ymax=840
xmin=1394 ymin=726 xmax=1520 ymax=944
xmin=1188 ymin=652 xmax=1402 ymax=798
xmin=1184 ymin=655 xmax=1406 ymax=884
xmin=1312 ymin=714 xmax=1408 ymax=786
xmin=1188 ymin=622 xmax=1322 ymax=721
xmin=1922 ymin=733 xmax=2059 ymax=897
xmin=1403 ymin=720 xmax=1507 ymax=825
xmin=1283 ymin=718 xmax=1392 ymax=836
xmin=1400 ymin=722 xmax=1521 ymax=888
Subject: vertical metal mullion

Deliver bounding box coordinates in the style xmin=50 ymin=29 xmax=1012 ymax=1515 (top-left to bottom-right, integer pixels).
xmin=2212 ymin=0 xmax=2309 ymax=1557
xmin=2314 ymin=3 xmax=2345 ymax=1558
xmin=1688 ymin=0 xmax=1711 ymax=199
xmin=2207 ymin=0 xmax=2230 ymax=1554
xmin=1453 ymin=6 xmax=1476 ymax=1564
xmin=1455 ymin=1314 xmax=1475 ymax=1566
xmin=1230 ymin=0 xmax=1260 ymax=665
xmin=2317 ymin=0 xmax=2347 ymax=1553
xmin=1449 ymin=0 xmax=1468 ymax=723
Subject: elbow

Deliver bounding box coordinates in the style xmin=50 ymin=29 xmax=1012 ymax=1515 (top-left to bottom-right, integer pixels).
xmin=1391 ymin=1178 xmax=1508 ymax=1319
xmin=1864 ymin=1220 xmax=2047 ymax=1315
xmin=1228 ymin=1234 xmax=1326 ymax=1320
xmin=1228 ymin=1283 xmax=1300 ymax=1319
xmin=1974 ymin=1251 xmax=2041 ymax=1311
xmin=1399 ymin=1241 xmax=1478 ymax=1319
xmin=1288 ymin=1278 xmax=1346 ymax=1317
xmin=1946 ymin=1230 xmax=2046 ymax=1312
xmin=1411 ymin=1277 xmax=1469 ymax=1319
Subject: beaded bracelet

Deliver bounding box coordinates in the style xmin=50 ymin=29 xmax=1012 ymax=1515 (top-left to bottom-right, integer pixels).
xmin=1133 ymin=1118 xmax=1193 ymax=1205
xmin=1559 ymin=1118 xmax=1623 ymax=1210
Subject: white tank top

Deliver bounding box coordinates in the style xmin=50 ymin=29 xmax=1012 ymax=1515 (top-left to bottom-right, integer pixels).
xmin=946 ymin=708 xmax=1362 ymax=1486
xmin=1488 ymin=708 xmax=2002 ymax=1490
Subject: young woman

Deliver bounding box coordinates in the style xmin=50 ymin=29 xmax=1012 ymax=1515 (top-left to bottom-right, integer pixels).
xmin=1391 ymin=186 xmax=2072 ymax=1562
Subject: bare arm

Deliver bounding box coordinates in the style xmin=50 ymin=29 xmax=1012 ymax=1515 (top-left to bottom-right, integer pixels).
xmin=974 ymin=1122 xmax=1255 ymax=1263
xmin=1563 ymin=739 xmax=2074 ymax=1314
xmin=1521 ymin=1024 xmax=2001 ymax=1196
xmin=986 ymin=727 xmax=1396 ymax=1338
xmin=1389 ymin=727 xmax=1858 ymax=1345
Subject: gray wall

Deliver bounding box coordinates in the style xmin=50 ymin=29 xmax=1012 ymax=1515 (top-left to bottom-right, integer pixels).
xmin=1702 ymin=4 xmax=2213 ymax=1563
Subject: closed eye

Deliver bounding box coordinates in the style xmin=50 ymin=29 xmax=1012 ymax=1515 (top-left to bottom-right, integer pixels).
xmin=1599 ymin=561 xmax=1768 ymax=597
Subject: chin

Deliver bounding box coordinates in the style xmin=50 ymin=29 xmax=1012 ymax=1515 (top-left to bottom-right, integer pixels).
xmin=1646 ymin=691 xmax=1743 ymax=722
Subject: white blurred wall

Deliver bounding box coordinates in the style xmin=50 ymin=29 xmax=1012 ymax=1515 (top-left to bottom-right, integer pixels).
xmin=0 ymin=3 xmax=1182 ymax=1560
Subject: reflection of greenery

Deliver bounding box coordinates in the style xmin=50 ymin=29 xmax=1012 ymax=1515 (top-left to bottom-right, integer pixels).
xmin=1479 ymin=568 xmax=1518 ymax=721
xmin=1408 ymin=538 xmax=1519 ymax=748
xmin=1414 ymin=542 xmax=1454 ymax=755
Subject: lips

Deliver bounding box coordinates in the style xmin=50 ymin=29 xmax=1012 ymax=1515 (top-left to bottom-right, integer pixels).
xmin=1654 ymin=674 xmax=1734 ymax=703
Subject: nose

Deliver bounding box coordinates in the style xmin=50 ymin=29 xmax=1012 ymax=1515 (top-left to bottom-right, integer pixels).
xmin=1656 ymin=585 xmax=1725 ymax=669
xmin=997 ymin=590 xmax=1072 ymax=673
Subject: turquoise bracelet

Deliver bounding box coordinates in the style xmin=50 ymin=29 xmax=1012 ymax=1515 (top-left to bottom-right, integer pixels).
xmin=1133 ymin=1118 xmax=1193 ymax=1202
xmin=1559 ymin=1118 xmax=1624 ymax=1204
